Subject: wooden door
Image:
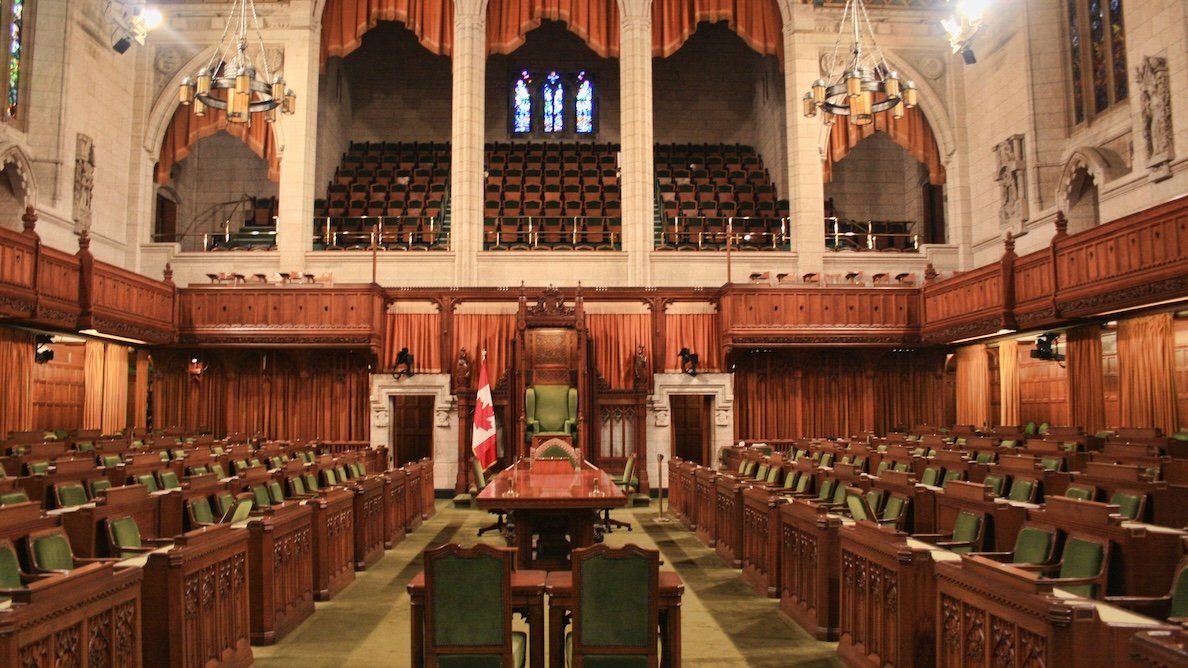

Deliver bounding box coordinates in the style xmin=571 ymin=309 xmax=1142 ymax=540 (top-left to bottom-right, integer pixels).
xmin=391 ymin=395 xmax=434 ymax=466
xmin=671 ymin=395 xmax=711 ymax=465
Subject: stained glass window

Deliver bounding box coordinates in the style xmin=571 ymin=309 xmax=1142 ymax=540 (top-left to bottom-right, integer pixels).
xmin=575 ymin=73 xmax=594 ymax=134
xmin=6 ymin=0 xmax=22 ymax=120
xmin=1067 ymin=0 xmax=1126 ymax=124
xmin=542 ymin=72 xmax=564 ymax=133
xmin=513 ymin=71 xmax=532 ymax=134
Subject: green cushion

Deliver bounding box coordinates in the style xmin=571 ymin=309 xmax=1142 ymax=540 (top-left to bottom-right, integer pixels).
xmin=251 ymin=485 xmax=271 ymax=509
xmin=983 ymin=476 xmax=1004 ymax=496
xmin=865 ymin=490 xmax=883 ymax=513
xmin=1001 ymin=440 xmax=1017 ymax=449
xmin=0 ymin=543 xmax=21 ymax=590
xmin=267 ymin=481 xmax=285 ymax=504
xmin=75 ymin=442 xmax=95 ymax=453
xmin=189 ymin=497 xmax=215 ymax=524
xmin=431 ymin=553 xmax=506 ymax=647
xmin=881 ymin=496 xmax=906 ymax=523
xmin=31 ymin=533 xmax=74 ymax=571
xmin=579 ymin=553 xmax=652 ymax=648
xmin=109 ymin=516 xmax=143 ymax=557
xmin=876 ymin=461 xmax=890 ymax=476
xmin=830 ymin=483 xmax=846 ymax=505
xmin=228 ymin=499 xmax=253 ymax=523
xmin=794 ymin=474 xmax=810 ymax=493
xmin=845 ymin=494 xmax=869 ymax=521
xmin=1170 ymin=568 xmax=1188 ymax=619
xmin=1040 ymin=456 xmax=1062 ymax=472
xmin=159 ymin=471 xmax=180 ymax=490
xmin=323 ymin=469 xmax=338 ymax=486
xmin=1058 ymin=538 xmax=1104 ymax=597
xmin=920 ymin=467 xmax=940 ymax=486
xmin=819 ymin=453 xmax=834 ymax=468
xmin=28 ymin=461 xmax=49 ymax=475
xmin=210 ymin=464 xmax=226 ymax=479
xmin=943 ymin=470 xmax=964 ymax=485
xmin=526 ymin=385 xmax=577 ymax=434
xmin=1011 ymin=527 xmax=1054 ymax=565
xmin=975 ymin=451 xmax=995 ymax=464
xmin=212 ymin=446 xmax=225 ymax=456
xmin=335 ymin=465 xmax=349 ymax=481
xmin=90 ymin=479 xmax=111 ymax=497
xmin=893 ymin=462 xmax=910 ymax=472
xmin=291 ymin=476 xmax=306 ymax=495
xmin=137 ymin=475 xmax=159 ymax=492
xmin=190 ymin=465 xmax=209 ymax=476
xmin=816 ymin=479 xmax=835 ymax=502
xmin=1007 ymin=479 xmax=1035 ymax=503
xmin=303 ymin=473 xmax=319 ymax=491
xmin=754 ymin=464 xmax=769 ymax=481
xmin=0 ymin=491 xmax=29 ymax=506
xmin=950 ymin=512 xmax=981 ymax=554
xmin=1109 ymin=492 xmax=1142 ymax=520
xmin=741 ymin=461 xmax=756 ymax=477
xmin=216 ymin=493 xmax=236 ymax=516
xmin=782 ymin=471 xmax=797 ymax=489
xmin=56 ymin=484 xmax=88 ymax=508
xmin=1065 ymin=485 xmax=1094 ymax=501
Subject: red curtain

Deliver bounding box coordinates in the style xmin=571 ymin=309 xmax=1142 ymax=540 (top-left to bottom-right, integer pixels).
xmin=664 ymin=313 xmax=719 ymax=371
xmin=1118 ymin=313 xmax=1179 ymax=433
xmin=1066 ymin=324 xmax=1106 ymax=433
xmin=0 ymin=328 xmax=34 ymax=438
xmin=383 ymin=312 xmax=442 ymax=371
xmin=452 ymin=314 xmax=518 ymax=387
xmin=652 ymin=0 xmax=782 ymax=61
xmin=586 ymin=314 xmax=652 ymax=389
xmin=155 ymin=93 xmax=280 ymax=184
xmin=955 ymin=345 xmax=991 ymax=428
xmin=487 ymin=0 xmax=620 ymax=58
xmin=321 ymin=0 xmax=454 ymax=65
xmin=152 ymin=350 xmax=370 ymax=441
xmin=733 ymin=349 xmax=946 ymax=439
xmin=825 ymin=105 xmax=946 ymax=185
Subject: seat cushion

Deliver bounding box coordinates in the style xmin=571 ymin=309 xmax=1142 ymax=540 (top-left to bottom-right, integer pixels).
xmin=1109 ymin=492 xmax=1142 ymax=520
xmin=529 ymin=385 xmax=574 ymax=432
xmin=57 ymin=484 xmax=88 ymax=508
xmin=1058 ymin=537 xmax=1104 ymax=596
xmin=32 ymin=534 xmax=74 ymax=571
xmin=1011 ymin=527 xmax=1053 ymax=565
xmin=189 ymin=498 xmax=215 ymax=524
xmin=109 ymin=517 xmax=143 ymax=556
xmin=0 ymin=543 xmax=22 ymax=590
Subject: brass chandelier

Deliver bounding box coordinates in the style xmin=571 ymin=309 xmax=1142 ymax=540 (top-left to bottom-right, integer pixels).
xmin=802 ymin=0 xmax=917 ymax=126
xmin=177 ymin=0 xmax=295 ymax=125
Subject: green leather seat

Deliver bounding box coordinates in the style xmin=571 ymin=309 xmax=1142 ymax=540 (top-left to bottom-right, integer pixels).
xmin=1065 ymin=485 xmax=1094 ymax=501
xmin=55 ymin=483 xmax=88 ymax=508
xmin=1040 ymin=456 xmax=1063 ymax=472
xmin=941 ymin=470 xmax=964 ymax=487
xmin=942 ymin=511 xmax=983 ymax=554
xmin=875 ymin=460 xmax=891 ymax=476
xmin=845 ymin=491 xmax=871 ymax=521
xmin=740 ymin=460 xmax=757 ymax=478
xmin=190 ymin=465 xmax=209 ymax=476
xmin=188 ymin=497 xmax=216 ymax=525
xmin=815 ymin=478 xmax=835 ymax=502
xmin=864 ymin=489 xmax=884 ymax=514
xmin=215 ymin=493 xmax=237 ymax=516
xmin=881 ymin=495 xmax=908 ymax=526
xmin=267 ymin=481 xmax=285 ymax=504
xmin=1011 ymin=527 xmax=1055 ymax=565
xmin=819 ymin=453 xmax=834 ymax=468
xmin=974 ymin=451 xmax=995 ymax=464
xmin=1006 ymin=478 xmax=1036 ymax=503
xmin=289 ymin=476 xmax=307 ymax=496
xmin=920 ymin=467 xmax=941 ymax=486
xmin=107 ymin=516 xmax=148 ymax=558
xmin=75 ymin=441 xmax=95 ymax=453
xmin=335 ymin=465 xmax=349 ymax=481
xmin=525 ymin=385 xmax=578 ymax=437
xmin=251 ymin=485 xmax=272 ymax=509
xmin=0 ymin=539 xmax=24 ymax=597
xmin=227 ymin=498 xmax=254 ymax=523
xmin=1170 ymin=566 xmax=1188 ymax=621
xmin=569 ymin=545 xmax=659 ymax=666
xmin=424 ymin=544 xmax=526 ymax=667
xmin=137 ymin=474 xmax=159 ymax=492
xmin=0 ymin=491 xmax=29 ymax=506
xmin=1109 ymin=491 xmax=1143 ymax=520
xmin=159 ymin=471 xmax=181 ymax=490
xmin=614 ymin=455 xmax=637 ymax=492
xmin=793 ymin=473 xmax=811 ymax=494
xmin=753 ymin=463 xmax=769 ymax=482
xmin=983 ymin=475 xmax=1005 ymax=497
xmin=322 ymin=469 xmax=338 ymax=486
xmin=210 ymin=464 xmax=227 ymax=479
xmin=27 ymin=461 xmax=49 ymax=475
xmin=29 ymin=531 xmax=77 ymax=572
xmin=357 ymin=462 xmax=367 ymax=475
xmin=90 ymin=479 xmax=111 ymax=497
xmin=1053 ymin=537 xmax=1105 ymax=597
xmin=893 ymin=461 xmax=910 ymax=473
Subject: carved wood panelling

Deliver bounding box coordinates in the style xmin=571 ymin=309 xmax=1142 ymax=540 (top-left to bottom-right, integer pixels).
xmin=720 ymin=287 xmax=920 ymax=347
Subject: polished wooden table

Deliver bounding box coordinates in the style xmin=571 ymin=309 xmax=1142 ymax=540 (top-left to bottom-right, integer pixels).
xmin=545 ymin=570 xmax=685 ymax=668
xmin=407 ymin=569 xmax=547 ymax=668
xmin=476 ymin=461 xmax=627 ymax=570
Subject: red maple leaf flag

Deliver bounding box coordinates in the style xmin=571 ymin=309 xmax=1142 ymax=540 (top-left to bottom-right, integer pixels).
xmin=472 ymin=354 xmax=498 ymax=470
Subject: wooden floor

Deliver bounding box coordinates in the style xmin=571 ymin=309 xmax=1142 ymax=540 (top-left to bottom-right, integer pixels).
xmin=253 ymin=501 xmax=843 ymax=667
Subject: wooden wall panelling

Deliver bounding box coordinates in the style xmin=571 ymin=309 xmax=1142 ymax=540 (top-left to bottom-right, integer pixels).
xmin=32 ymin=341 xmax=85 ymax=430
xmin=720 ymin=286 xmax=920 ymax=348
xmin=922 ymin=262 xmax=1008 ymax=343
xmin=0 ymin=212 xmax=39 ymax=319
xmin=85 ymin=261 xmax=175 ymax=344
xmin=1016 ymin=341 xmax=1070 ymax=426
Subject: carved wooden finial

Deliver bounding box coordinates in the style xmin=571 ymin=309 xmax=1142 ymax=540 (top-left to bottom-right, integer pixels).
xmin=1054 ymin=210 xmax=1069 ymax=238
xmin=1003 ymin=231 xmax=1016 ymax=255
xmin=21 ymin=205 xmax=36 ymax=235
xmin=924 ymin=263 xmax=938 ymax=282
xmin=77 ymin=230 xmax=91 ymax=251
xmin=163 ymin=263 xmax=174 ymax=285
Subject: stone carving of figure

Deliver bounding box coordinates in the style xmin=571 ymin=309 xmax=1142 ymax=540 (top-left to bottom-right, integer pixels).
xmin=454 ymin=347 xmax=472 ymax=389
xmin=1137 ymin=56 xmax=1174 ymax=180
xmin=632 ymin=344 xmax=649 ymax=387
xmin=73 ymin=135 xmax=95 ymax=233
xmin=994 ymin=134 xmax=1027 ymax=232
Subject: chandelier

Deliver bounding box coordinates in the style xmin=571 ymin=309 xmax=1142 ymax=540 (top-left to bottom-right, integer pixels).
xmin=177 ymin=0 xmax=295 ymax=125
xmin=802 ymin=0 xmax=917 ymax=126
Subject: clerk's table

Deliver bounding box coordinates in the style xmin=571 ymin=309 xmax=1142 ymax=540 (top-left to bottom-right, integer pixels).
xmin=476 ymin=459 xmax=627 ymax=570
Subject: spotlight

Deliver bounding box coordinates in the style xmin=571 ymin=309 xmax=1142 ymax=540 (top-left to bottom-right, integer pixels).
xmin=961 ymin=47 xmax=977 ymax=65
xmin=34 ymin=335 xmax=53 ymax=365
xmin=1030 ymin=333 xmax=1065 ymax=362
xmin=106 ymin=1 xmax=163 ymax=54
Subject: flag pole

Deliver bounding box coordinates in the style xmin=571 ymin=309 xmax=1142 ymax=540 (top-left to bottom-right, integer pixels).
xmin=655 ymin=453 xmax=671 ymax=523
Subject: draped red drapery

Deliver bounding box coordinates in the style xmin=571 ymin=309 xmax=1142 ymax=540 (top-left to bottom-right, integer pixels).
xmin=663 ymin=313 xmax=720 ymax=371
xmin=383 ymin=312 xmax=442 ymax=372
xmin=452 ymin=314 xmax=518 ymax=387
xmin=487 ymin=0 xmax=620 ymax=58
xmin=651 ymin=0 xmax=782 ymax=60
xmin=320 ymin=0 xmax=454 ymax=65
xmin=1118 ymin=313 xmax=1179 ymax=434
xmin=586 ymin=314 xmax=652 ymax=389
xmin=155 ymin=95 xmax=280 ymax=184
xmin=825 ymin=105 xmax=946 ymax=185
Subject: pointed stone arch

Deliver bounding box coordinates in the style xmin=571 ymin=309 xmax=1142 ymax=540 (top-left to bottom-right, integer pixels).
xmin=0 ymin=142 xmax=39 ymax=206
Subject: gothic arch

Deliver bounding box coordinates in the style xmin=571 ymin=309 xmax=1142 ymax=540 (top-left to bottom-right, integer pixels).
xmin=143 ymin=46 xmax=222 ymax=157
xmin=0 ymin=142 xmax=38 ymax=206
xmin=1056 ymin=146 xmax=1119 ymax=211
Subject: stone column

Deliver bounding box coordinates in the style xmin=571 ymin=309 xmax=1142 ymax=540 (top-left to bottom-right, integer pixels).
xmin=451 ymin=0 xmax=487 ymax=287
xmin=276 ymin=5 xmax=321 ymax=270
xmin=619 ymin=0 xmax=655 ymax=286
xmin=782 ymin=5 xmax=826 ymax=275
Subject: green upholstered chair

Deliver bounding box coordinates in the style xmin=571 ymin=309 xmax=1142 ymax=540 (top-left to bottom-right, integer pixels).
xmin=1023 ymin=536 xmax=1108 ymax=598
xmin=212 ymin=446 xmax=225 ymax=456
xmin=1039 ymin=456 xmax=1063 ymax=472
xmin=334 ymin=465 xmax=350 ymax=481
xmin=75 ymin=441 xmax=95 ymax=453
xmin=535 ymin=442 xmax=580 ymax=470
xmin=89 ymin=479 xmax=111 ymax=497
xmin=0 ymin=538 xmax=27 ymax=598
xmin=289 ymin=475 xmax=308 ymax=497
xmin=1006 ymin=478 xmax=1038 ymax=503
xmin=234 ymin=459 xmax=250 ymax=474
xmin=875 ymin=460 xmax=891 ymax=476
xmin=105 ymin=515 xmax=169 ymax=558
xmin=920 ymin=466 xmax=941 ymax=487
xmin=210 ymin=463 xmax=227 ymax=479
xmin=28 ymin=529 xmax=88 ymax=573
xmin=1064 ymin=484 xmax=1095 ymax=501
xmin=941 ymin=470 xmax=965 ymax=487
xmin=844 ymin=488 xmax=873 ymax=521
xmin=55 ymin=483 xmax=89 ymax=508
xmin=158 ymin=451 xmax=170 ymax=462
xmin=267 ymin=481 xmax=286 ymax=505
xmin=753 ymin=463 xmax=769 ymax=482
xmin=893 ymin=461 xmax=910 ymax=473
xmin=974 ymin=451 xmax=996 ymax=464
xmin=189 ymin=465 xmax=209 ymax=476
xmin=27 ymin=461 xmax=49 ymax=475
xmin=251 ymin=485 xmax=272 ymax=509
xmin=740 ymin=460 xmax=757 ymax=478
xmin=187 ymin=496 xmax=217 ymax=527
xmin=567 ymin=544 xmax=660 ymax=667
xmin=911 ymin=446 xmax=926 ymax=457
xmin=0 ymin=491 xmax=29 ymax=506
xmin=764 ymin=463 xmax=781 ymax=485
xmin=525 ymin=385 xmax=578 ymax=438
xmin=1038 ymin=422 xmax=1050 ymax=435
xmin=1109 ymin=490 xmax=1145 ymax=521
xmin=322 ymin=468 xmax=339 ymax=487
xmin=614 ymin=455 xmax=637 ymax=493
xmin=972 ymin=526 xmax=1056 ymax=565
xmin=215 ymin=492 xmax=237 ymax=517
xmin=422 ymin=543 xmax=526 ymax=668
xmin=249 ymin=458 xmax=262 ymax=468
xmin=983 ymin=475 xmax=1007 ymax=497
xmin=880 ymin=494 xmax=910 ymax=529
xmin=136 ymin=474 xmax=159 ymax=492
xmin=814 ymin=478 xmax=836 ymax=503
xmin=302 ymin=473 xmax=319 ymax=492
xmin=819 ymin=453 xmax=834 ymax=468
xmin=159 ymin=470 xmax=181 ymax=490
xmin=852 ymin=455 xmax=868 ymax=470
xmin=225 ymin=496 xmax=254 ymax=523
xmin=864 ymin=489 xmax=884 ymax=514
xmin=1106 ymin=557 xmax=1188 ymax=623
xmin=918 ymin=510 xmax=985 ymax=554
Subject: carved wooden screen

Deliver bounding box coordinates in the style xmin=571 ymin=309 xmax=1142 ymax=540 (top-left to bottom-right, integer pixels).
xmin=598 ymin=405 xmax=637 ymax=461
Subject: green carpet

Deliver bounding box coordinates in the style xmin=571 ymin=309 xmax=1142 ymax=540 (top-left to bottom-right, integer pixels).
xmin=252 ymin=502 xmax=841 ymax=667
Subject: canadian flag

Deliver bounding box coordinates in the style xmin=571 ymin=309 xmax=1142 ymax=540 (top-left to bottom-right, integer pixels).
xmin=471 ymin=354 xmax=498 ymax=469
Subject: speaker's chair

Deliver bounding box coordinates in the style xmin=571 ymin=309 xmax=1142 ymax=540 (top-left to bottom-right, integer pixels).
xmin=525 ymin=385 xmax=578 ymax=438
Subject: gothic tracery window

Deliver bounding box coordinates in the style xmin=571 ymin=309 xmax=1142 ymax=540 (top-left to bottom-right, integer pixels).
xmin=1067 ymin=0 xmax=1127 ymax=124
xmin=509 ymin=69 xmax=596 ymax=138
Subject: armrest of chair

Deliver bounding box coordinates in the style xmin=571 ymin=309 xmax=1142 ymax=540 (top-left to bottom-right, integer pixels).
xmin=75 ymin=557 xmax=121 ymax=566
xmin=1040 ymin=574 xmax=1104 ymax=589
xmin=912 ymin=532 xmax=954 ymax=542
xmin=1103 ymin=595 xmax=1171 ymax=619
xmin=1015 ymin=563 xmax=1062 ymax=575
xmin=526 ymin=420 xmax=541 ymax=434
xmin=113 ymin=546 xmax=156 ymax=555
xmin=936 ymin=539 xmax=978 ymax=550
xmin=562 ymin=419 xmax=577 ymax=434
xmin=967 ymin=550 xmax=1015 ymax=562
xmin=142 ymin=537 xmax=174 ymax=547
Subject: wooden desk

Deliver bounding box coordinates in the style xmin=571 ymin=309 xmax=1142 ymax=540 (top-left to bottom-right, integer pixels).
xmin=408 ymin=569 xmax=546 ymax=668
xmin=545 ymin=570 xmax=685 ymax=668
xmin=304 ymin=487 xmax=355 ymax=601
xmin=383 ymin=468 xmax=407 ymax=548
xmin=476 ymin=462 xmax=626 ymax=571
xmin=349 ymin=475 xmax=386 ymax=571
xmin=1131 ymin=627 xmax=1188 ymax=666
xmin=714 ymin=473 xmax=747 ymax=568
xmin=779 ymin=499 xmax=844 ymax=640
xmin=741 ymin=485 xmax=783 ymax=597
xmin=141 ymin=524 xmax=253 ymax=668
xmin=242 ymin=502 xmax=315 ymax=644
xmin=694 ymin=467 xmax=719 ymax=546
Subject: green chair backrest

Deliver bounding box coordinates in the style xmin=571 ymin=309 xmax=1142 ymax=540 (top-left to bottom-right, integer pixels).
xmin=1109 ymin=491 xmax=1142 ymax=520
xmin=795 ymin=473 xmax=811 ymax=493
xmin=943 ymin=470 xmax=964 ymax=486
xmin=819 ymin=453 xmax=834 ymax=468
xmin=1011 ymin=527 xmax=1054 ymax=565
xmin=251 ymin=485 xmax=271 ymax=509
xmin=357 ymin=462 xmax=367 ymax=475
xmin=950 ymin=512 xmax=982 ymax=554
xmin=271 ymin=456 xmax=285 ymax=470
xmin=983 ymin=475 xmax=1005 ymax=497
xmin=249 ymin=458 xmax=262 ymax=468
xmin=845 ymin=493 xmax=870 ymax=521
xmin=190 ymin=465 xmax=209 ymax=476
xmin=303 ymin=473 xmax=319 ymax=491
xmin=75 ymin=441 xmax=95 ymax=453
xmin=841 ymin=455 xmax=853 ymax=465
xmin=189 ymin=497 xmax=215 ymax=524
xmin=1057 ymin=537 xmax=1104 ymax=597
xmin=1001 ymin=440 xmax=1017 ymax=449
xmin=864 ymin=490 xmax=883 ymax=514
xmin=323 ymin=469 xmax=338 ymax=486
xmin=159 ymin=451 xmax=171 ymax=462
xmin=1065 ymin=485 xmax=1094 ymax=501
xmin=136 ymin=474 xmax=159 ymax=492
xmin=576 ymin=550 xmax=655 ymax=652
xmin=234 ymin=459 xmax=249 ymax=472
xmin=736 ymin=459 xmax=748 ymax=475
xmin=1169 ymin=565 xmax=1188 ymax=619
xmin=349 ymin=462 xmax=362 ymax=478
xmin=212 ymin=446 xmax=225 ymax=456
xmin=620 ymin=456 xmax=636 ymax=485
xmin=31 ymin=533 xmax=75 ymax=571
xmin=875 ymin=461 xmax=890 ymax=476
xmin=56 ymin=483 xmax=88 ymax=508
xmin=853 ymin=455 xmax=867 ymax=469
xmin=210 ymin=464 xmax=226 ymax=479
xmin=108 ymin=516 xmax=143 ymax=557
xmin=290 ymin=476 xmax=307 ymax=496
xmin=876 ymin=444 xmax=889 ymax=453
xmin=893 ymin=462 xmax=910 ymax=473
xmin=267 ymin=481 xmax=285 ymax=504
xmin=216 ymin=493 xmax=236 ymax=516
xmin=754 ymin=463 xmax=769 ymax=481
xmin=830 ymin=482 xmax=847 ymax=505
xmin=173 ymin=449 xmax=186 ymax=460
xmin=335 ymin=465 xmax=349 ymax=481
xmin=159 ymin=471 xmax=181 ymax=490
xmin=1040 ymin=456 xmax=1062 ymax=472
xmin=101 ymin=455 xmax=122 ymax=468
xmin=881 ymin=495 xmax=906 ymax=523
xmin=911 ymin=446 xmax=926 ymax=457
xmin=1038 ymin=422 xmax=1050 ymax=435
xmin=28 ymin=461 xmax=49 ymax=475
xmin=1024 ymin=422 xmax=1037 ymax=435
xmin=975 ymin=451 xmax=995 ymax=464
xmin=227 ymin=499 xmax=254 ymax=523
xmin=741 ymin=461 xmax=757 ymax=478
xmin=428 ymin=552 xmax=507 ymax=649
xmin=816 ymin=478 xmax=835 ymax=501
xmin=782 ymin=470 xmax=797 ymax=490
xmin=920 ymin=467 xmax=940 ymax=486
xmin=0 ymin=491 xmax=29 ymax=506
xmin=1007 ymin=478 xmax=1035 ymax=503
xmin=526 ymin=385 xmax=577 ymax=433
xmin=90 ymin=479 xmax=111 ymax=497
xmin=0 ymin=541 xmax=21 ymax=591
xmin=472 ymin=458 xmax=488 ymax=491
